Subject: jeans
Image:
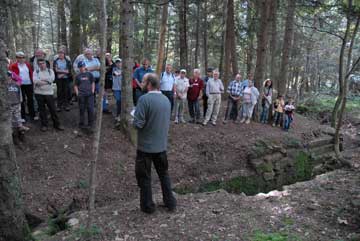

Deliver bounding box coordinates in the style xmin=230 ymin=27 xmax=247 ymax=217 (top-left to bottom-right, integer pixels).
xmin=56 ymin=78 xmax=70 ymax=108
xmin=35 ymin=94 xmax=60 ymax=128
xmin=260 ymin=106 xmax=270 ymax=123
xmin=283 ymin=114 xmax=293 ymax=131
xmin=78 ymin=95 xmax=95 ymax=127
xmin=242 ymin=102 xmax=255 ymax=119
xmin=188 ymin=99 xmax=200 ymax=121
xmin=161 ymin=90 xmax=174 ymax=112
xmin=273 ymin=111 xmax=283 ymax=126
xmin=204 ymin=94 xmax=221 ymax=124
xmin=224 ymin=96 xmax=239 ymax=121
xmin=135 ymin=150 xmax=177 ymax=213
xmin=21 ymin=84 xmax=35 ymax=119
xmin=174 ymin=98 xmax=186 ymax=121
xmin=113 ymin=90 xmax=122 ymax=116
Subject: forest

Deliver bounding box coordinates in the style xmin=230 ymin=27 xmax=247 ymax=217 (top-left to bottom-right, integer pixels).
xmin=0 ymin=0 xmax=360 ymax=240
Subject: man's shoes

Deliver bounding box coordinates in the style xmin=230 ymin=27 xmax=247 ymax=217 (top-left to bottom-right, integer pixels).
xmin=174 ymin=119 xmax=179 ymax=124
xmin=211 ymin=122 xmax=216 ymax=126
xmin=180 ymin=119 xmax=186 ymax=124
xmin=245 ymin=119 xmax=251 ymax=124
xmin=202 ymin=122 xmax=207 ymax=126
xmin=40 ymin=126 xmax=48 ymax=132
xmin=189 ymin=119 xmax=195 ymax=123
xmin=55 ymin=125 xmax=65 ymax=131
xmin=223 ymin=120 xmax=227 ymax=124
xmin=19 ymin=125 xmax=30 ymax=132
xmin=240 ymin=118 xmax=246 ymax=123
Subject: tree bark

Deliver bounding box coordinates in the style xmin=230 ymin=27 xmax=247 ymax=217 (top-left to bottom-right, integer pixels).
xmin=333 ymin=2 xmax=353 ymax=162
xmin=36 ymin=0 xmax=41 ymax=49
xmin=155 ymin=2 xmax=169 ymax=75
xmin=253 ymin=0 xmax=271 ymax=89
xmin=0 ymin=2 xmax=29 ymax=240
xmin=269 ymin=0 xmax=278 ymax=87
xmin=143 ymin=2 xmax=150 ymax=58
xmin=202 ymin=0 xmax=208 ymax=73
xmin=106 ymin=0 xmax=114 ymax=53
xmin=246 ymin=0 xmax=256 ymax=76
xmin=194 ymin=0 xmax=200 ymax=68
xmin=87 ymin=0 xmax=107 ymax=229
xmin=69 ymin=0 xmax=81 ymax=60
xmin=120 ymin=0 xmax=137 ymax=144
xmin=57 ymin=0 xmax=67 ymax=51
xmin=277 ymin=0 xmax=296 ymax=95
xmin=47 ymin=0 xmax=56 ymax=53
xmin=179 ymin=0 xmax=188 ymax=71
xmin=224 ymin=0 xmax=237 ymax=85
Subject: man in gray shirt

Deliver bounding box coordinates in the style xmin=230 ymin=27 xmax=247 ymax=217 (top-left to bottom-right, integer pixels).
xmin=133 ymin=73 xmax=177 ymax=214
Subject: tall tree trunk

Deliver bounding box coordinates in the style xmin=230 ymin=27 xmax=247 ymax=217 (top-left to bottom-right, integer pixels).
xmin=202 ymin=0 xmax=208 ymax=73
xmin=269 ymin=0 xmax=278 ymax=87
xmin=106 ymin=0 xmax=114 ymax=53
xmin=0 ymin=2 xmax=29 ymax=240
xmin=29 ymin=0 xmax=37 ymax=52
xmin=179 ymin=0 xmax=188 ymax=71
xmin=155 ymin=2 xmax=169 ymax=75
xmin=224 ymin=0 xmax=237 ymax=85
xmin=87 ymin=0 xmax=107 ymax=228
xmin=120 ymin=0 xmax=136 ymax=144
xmin=69 ymin=0 xmax=81 ymax=60
xmin=253 ymin=0 xmax=271 ymax=89
xmin=333 ymin=2 xmax=354 ymax=163
xmin=246 ymin=0 xmax=256 ymax=76
xmin=194 ymin=0 xmax=200 ymax=68
xmin=277 ymin=0 xmax=296 ymax=95
xmin=143 ymin=2 xmax=150 ymax=58
xmin=57 ymin=0 xmax=67 ymax=51
xmin=47 ymin=0 xmax=56 ymax=53
xmin=36 ymin=0 xmax=41 ymax=48
xmin=6 ymin=4 xmax=16 ymax=58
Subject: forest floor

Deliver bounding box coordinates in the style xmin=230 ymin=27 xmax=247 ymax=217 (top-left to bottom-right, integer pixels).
xmin=15 ymin=95 xmax=360 ymax=241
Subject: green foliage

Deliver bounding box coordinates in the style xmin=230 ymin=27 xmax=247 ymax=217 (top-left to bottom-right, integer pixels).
xmin=76 ymin=179 xmax=89 ymax=189
xmin=173 ymin=186 xmax=195 ymax=195
xmin=251 ymin=231 xmax=302 ymax=241
xmin=294 ymin=151 xmax=313 ymax=181
xmin=297 ymin=95 xmax=360 ymax=115
xmin=72 ymin=225 xmax=102 ymax=240
xmin=46 ymin=214 xmax=69 ymax=236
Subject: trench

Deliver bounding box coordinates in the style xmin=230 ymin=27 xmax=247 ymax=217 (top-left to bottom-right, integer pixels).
xmin=174 ymin=134 xmax=344 ymax=196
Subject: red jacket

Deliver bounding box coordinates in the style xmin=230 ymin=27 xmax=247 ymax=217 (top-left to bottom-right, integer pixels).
xmin=9 ymin=62 xmax=33 ymax=83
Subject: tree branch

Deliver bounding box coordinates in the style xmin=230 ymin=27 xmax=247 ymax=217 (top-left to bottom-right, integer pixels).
xmin=346 ymin=56 xmax=360 ymax=79
xmin=294 ymin=22 xmax=344 ymax=40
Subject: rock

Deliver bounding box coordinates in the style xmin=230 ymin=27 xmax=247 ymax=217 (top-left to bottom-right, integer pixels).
xmin=263 ymin=171 xmax=275 ymax=181
xmin=67 ymin=218 xmax=79 ymax=227
xmin=160 ymin=224 xmax=168 ymax=228
xmin=308 ymin=136 xmax=334 ymax=148
xmin=264 ymin=153 xmax=284 ymax=163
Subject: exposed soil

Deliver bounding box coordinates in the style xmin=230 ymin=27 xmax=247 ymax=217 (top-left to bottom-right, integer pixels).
xmin=15 ymin=97 xmax=360 ymax=240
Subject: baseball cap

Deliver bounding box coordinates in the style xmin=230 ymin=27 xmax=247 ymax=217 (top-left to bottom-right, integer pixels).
xmin=206 ymin=67 xmax=214 ymax=72
xmin=78 ymin=61 xmax=86 ymax=68
xmin=115 ymin=58 xmax=122 ymax=63
xmin=180 ymin=69 xmax=187 ymax=73
xmin=16 ymin=51 xmax=25 ymax=57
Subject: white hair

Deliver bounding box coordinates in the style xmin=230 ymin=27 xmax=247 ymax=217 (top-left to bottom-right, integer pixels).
xmin=193 ymin=68 xmax=201 ymax=74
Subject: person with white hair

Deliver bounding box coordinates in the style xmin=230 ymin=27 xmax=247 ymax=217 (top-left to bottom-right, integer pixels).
xmin=223 ymin=73 xmax=242 ymax=124
xmin=173 ymin=69 xmax=189 ymax=124
xmin=240 ymin=80 xmax=259 ymax=124
xmin=187 ymin=68 xmax=204 ymax=124
xmin=202 ymin=70 xmax=224 ymax=126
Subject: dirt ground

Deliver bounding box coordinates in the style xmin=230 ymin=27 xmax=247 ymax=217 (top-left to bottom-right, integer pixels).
xmin=15 ymin=97 xmax=360 ymax=240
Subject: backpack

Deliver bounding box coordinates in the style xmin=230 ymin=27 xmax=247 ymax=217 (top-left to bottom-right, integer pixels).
xmin=161 ymin=72 xmax=175 ymax=83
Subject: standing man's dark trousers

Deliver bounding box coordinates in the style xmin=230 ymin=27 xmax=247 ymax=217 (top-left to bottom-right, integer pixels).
xmin=78 ymin=95 xmax=95 ymax=127
xmin=135 ymin=150 xmax=177 ymax=213
xmin=35 ymin=94 xmax=60 ymax=128
xmin=202 ymin=94 xmax=208 ymax=118
xmin=135 ymin=88 xmax=144 ymax=106
xmin=224 ymin=96 xmax=239 ymax=121
xmin=21 ymin=84 xmax=35 ymax=119
xmin=56 ymin=78 xmax=70 ymax=109
xmin=161 ymin=91 xmax=174 ymax=112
